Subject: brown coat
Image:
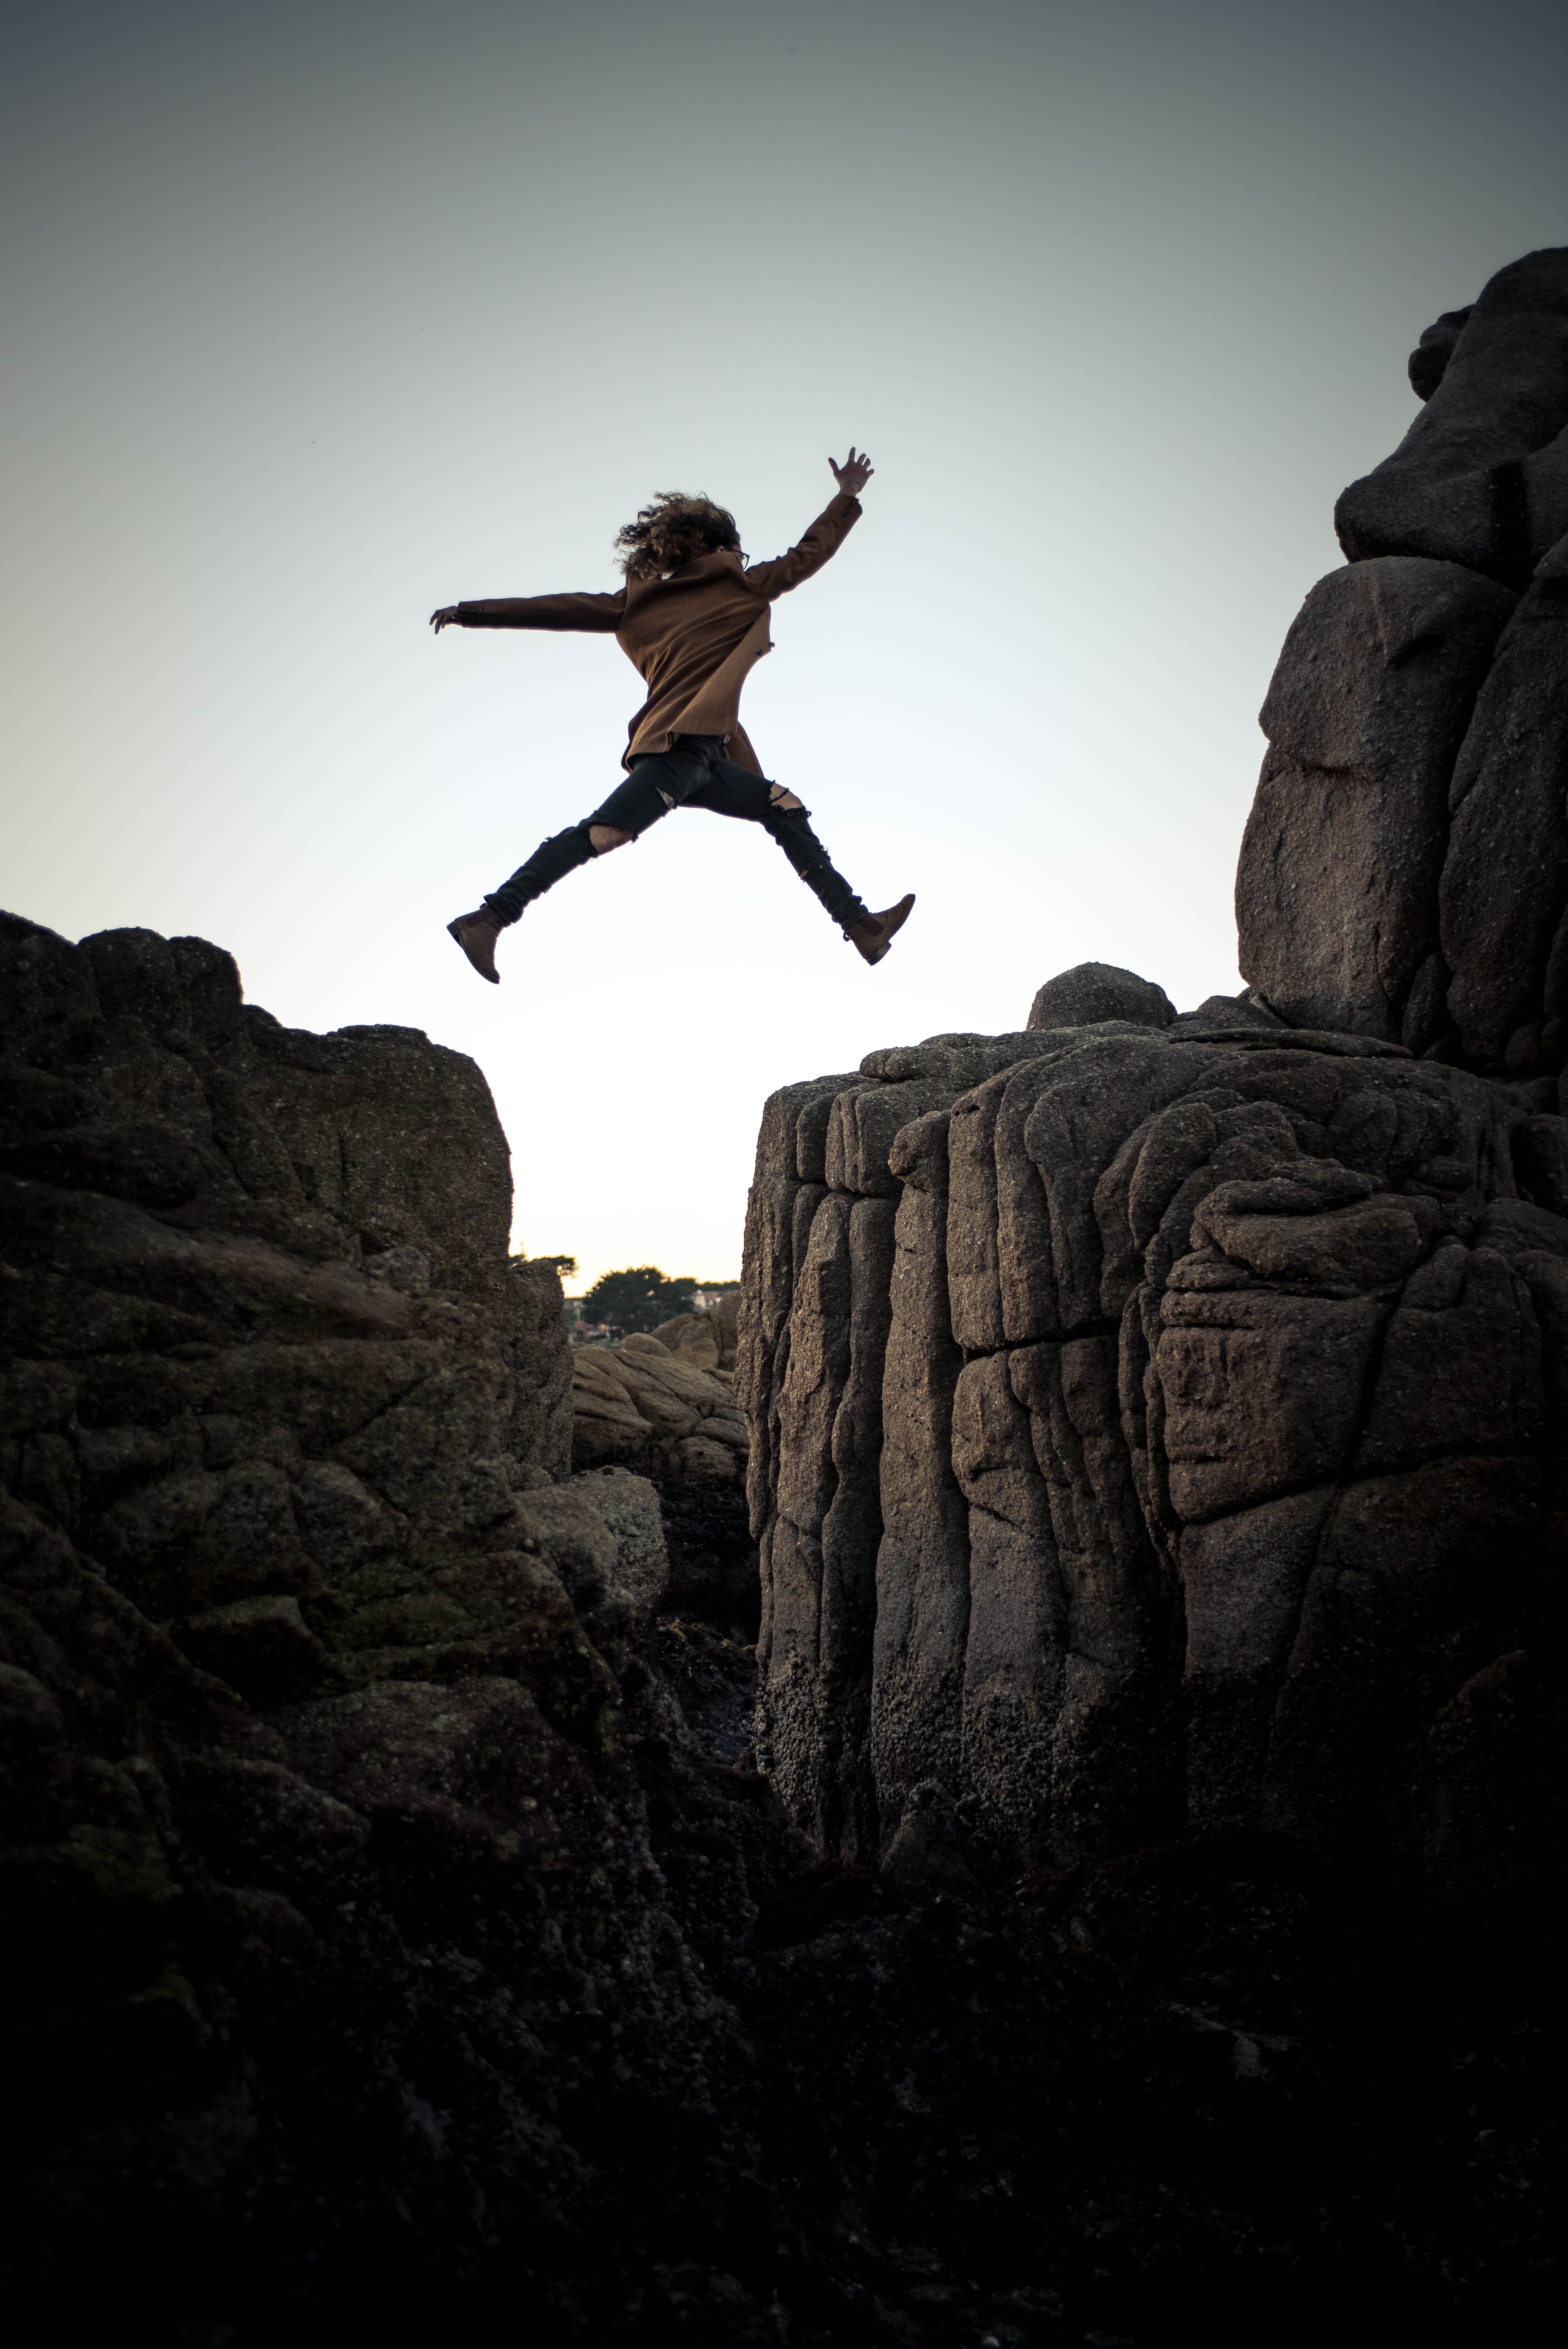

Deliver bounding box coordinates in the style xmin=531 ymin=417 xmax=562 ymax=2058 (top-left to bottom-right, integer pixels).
xmin=454 ymin=493 xmax=861 ymax=771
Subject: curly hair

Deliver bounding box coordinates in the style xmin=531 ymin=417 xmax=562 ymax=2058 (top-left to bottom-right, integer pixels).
xmin=614 ymin=492 xmax=742 ymax=581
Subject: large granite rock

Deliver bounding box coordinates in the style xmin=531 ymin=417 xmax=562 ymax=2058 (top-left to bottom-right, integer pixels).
xmin=0 ymin=912 xmax=788 ymax=2323
xmin=740 ymin=981 xmax=1564 ymax=1876
xmin=1441 ymin=533 xmax=1568 ymax=1071
xmin=1238 ymin=248 xmax=1568 ymax=1091
xmin=1335 ymin=247 xmax=1568 ymax=586
xmin=1235 ymin=559 xmax=1517 ymax=1043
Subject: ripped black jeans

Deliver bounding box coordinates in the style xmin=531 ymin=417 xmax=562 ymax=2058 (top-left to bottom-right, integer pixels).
xmin=481 ymin=735 xmax=869 ymax=932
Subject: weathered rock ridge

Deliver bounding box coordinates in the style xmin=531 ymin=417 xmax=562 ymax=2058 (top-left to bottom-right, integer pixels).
xmin=1240 ymin=247 xmax=1568 ymax=1083
xmin=742 ymin=254 xmax=1568 ymax=1896
xmin=571 ymin=1323 xmax=749 ymax=1484
xmin=0 ymin=913 xmax=791 ymax=2331
xmin=741 ymin=994 xmax=1563 ymax=1879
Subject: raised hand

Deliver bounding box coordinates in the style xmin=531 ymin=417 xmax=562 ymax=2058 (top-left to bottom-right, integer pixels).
xmin=430 ymin=606 xmax=460 ymax=632
xmin=829 ymin=447 xmax=874 ymax=498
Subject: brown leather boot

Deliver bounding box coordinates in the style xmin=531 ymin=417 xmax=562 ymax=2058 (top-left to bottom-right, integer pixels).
xmin=448 ymin=908 xmax=502 ymax=983
xmin=846 ymin=893 xmax=915 ymax=966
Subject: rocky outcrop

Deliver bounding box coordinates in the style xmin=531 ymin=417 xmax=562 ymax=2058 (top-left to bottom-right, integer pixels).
xmin=8 ymin=254 xmax=1563 ymax=2342
xmin=1334 ymin=246 xmax=1568 ymax=586
xmin=1239 ymin=248 xmax=1568 ymax=1086
xmin=0 ymin=912 xmax=791 ymax=2326
xmin=742 ymin=980 xmax=1564 ymax=1877
xmin=745 ymin=256 xmax=1568 ymax=1891
xmin=571 ymin=1313 xmax=749 ymax=1482
xmin=648 ymin=1292 xmax=740 ymax=1372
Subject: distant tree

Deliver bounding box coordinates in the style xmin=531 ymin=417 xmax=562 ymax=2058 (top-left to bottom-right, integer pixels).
xmin=511 ymin=1251 xmax=577 ymax=1277
xmin=583 ymin=1265 xmax=697 ymax=1335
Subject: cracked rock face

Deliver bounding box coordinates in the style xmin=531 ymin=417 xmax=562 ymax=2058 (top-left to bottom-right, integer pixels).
xmin=571 ymin=1330 xmax=750 ymax=1482
xmin=0 ymin=914 xmax=581 ymax=1698
xmin=0 ymin=912 xmax=785 ymax=2316
xmin=1239 ymin=247 xmax=1568 ymax=1088
xmin=740 ymin=985 xmax=1565 ymax=1880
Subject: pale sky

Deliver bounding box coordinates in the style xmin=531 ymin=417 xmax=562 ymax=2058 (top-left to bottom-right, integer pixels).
xmin=4 ymin=0 xmax=1565 ymax=1290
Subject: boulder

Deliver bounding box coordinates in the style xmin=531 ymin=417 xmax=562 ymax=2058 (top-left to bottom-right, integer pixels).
xmin=1335 ymin=247 xmax=1568 ymax=585
xmin=1236 ymin=559 xmax=1517 ymax=1043
xmin=742 ymin=990 xmax=1564 ymax=1872
xmin=1027 ymin=961 xmax=1176 ymax=1033
xmin=646 ymin=1290 xmax=739 ymax=1372
xmin=1440 ymin=531 xmax=1568 ymax=1072
xmin=0 ymin=909 xmax=783 ymax=2318
xmin=571 ymin=1329 xmax=749 ymax=1480
xmin=1236 ymin=255 xmax=1568 ymax=1089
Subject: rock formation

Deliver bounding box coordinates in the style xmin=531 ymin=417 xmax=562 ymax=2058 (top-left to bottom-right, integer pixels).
xmin=570 ymin=1308 xmax=749 ymax=1482
xmin=742 ymin=993 xmax=1564 ymax=1878
xmin=0 ymin=914 xmax=785 ymax=2327
xmin=4 ymin=252 xmax=1562 ymax=2342
xmin=1240 ymin=247 xmax=1568 ymax=1083
xmin=649 ymin=1291 xmax=741 ymax=1373
xmin=742 ymin=249 xmax=1568 ymax=1891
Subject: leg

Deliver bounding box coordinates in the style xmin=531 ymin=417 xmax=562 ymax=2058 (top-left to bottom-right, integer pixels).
xmin=446 ymin=768 xmax=671 ymax=981
xmin=687 ymin=757 xmax=916 ymax=963
xmin=687 ymin=760 xmax=871 ymax=930
xmin=485 ymin=769 xmax=671 ymax=923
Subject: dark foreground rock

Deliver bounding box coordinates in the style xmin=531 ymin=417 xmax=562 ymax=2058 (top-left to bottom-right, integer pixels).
xmin=1334 ymin=245 xmax=1568 ymax=586
xmin=0 ymin=914 xmax=1557 ymax=2342
xmin=0 ymin=913 xmax=796 ymax=2336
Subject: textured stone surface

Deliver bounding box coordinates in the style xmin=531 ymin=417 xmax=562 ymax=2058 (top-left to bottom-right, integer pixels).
xmin=646 ymin=1291 xmax=740 ymax=1371
xmin=0 ymin=910 xmax=797 ymax=2329
xmin=1440 ymin=531 xmax=1568 ymax=1072
xmin=742 ymin=981 xmax=1564 ymax=1875
xmin=1236 ymin=559 xmax=1517 ymax=1042
xmin=1238 ymin=251 xmax=1568 ymax=1090
xmin=1027 ymin=960 xmax=1176 ymax=1033
xmin=1335 ymin=247 xmax=1568 ymax=585
xmin=570 ymin=1331 xmax=750 ymax=1479
xmin=6 ymin=896 xmax=1557 ymax=2341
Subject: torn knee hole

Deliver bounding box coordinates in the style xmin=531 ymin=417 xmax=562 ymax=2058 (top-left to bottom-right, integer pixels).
xmin=768 ymin=787 xmax=804 ymax=812
xmin=589 ymin=824 xmax=633 ymax=854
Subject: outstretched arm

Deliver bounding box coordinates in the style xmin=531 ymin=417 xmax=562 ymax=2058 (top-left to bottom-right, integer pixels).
xmin=743 ymin=449 xmax=873 ymax=600
xmin=430 ymin=588 xmax=626 ymax=633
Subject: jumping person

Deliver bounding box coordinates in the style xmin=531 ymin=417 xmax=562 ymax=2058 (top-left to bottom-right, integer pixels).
xmin=434 ymin=449 xmax=913 ymax=982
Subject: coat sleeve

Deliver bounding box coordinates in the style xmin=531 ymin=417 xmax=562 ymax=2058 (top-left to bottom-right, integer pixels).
xmin=742 ymin=495 xmax=862 ymax=601
xmin=454 ymin=589 xmax=627 ymax=631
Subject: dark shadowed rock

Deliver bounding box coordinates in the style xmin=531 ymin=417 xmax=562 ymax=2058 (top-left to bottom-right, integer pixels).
xmin=1440 ymin=530 xmax=1568 ymax=1073
xmin=1239 ymin=272 xmax=1568 ymax=1086
xmin=1027 ymin=961 xmax=1177 ymax=1032
xmin=1336 ymin=247 xmax=1568 ymax=585
xmin=1236 ymin=558 xmax=1517 ymax=1043
xmin=1408 ymin=305 xmax=1474 ymax=402
xmin=173 ymin=1593 xmax=333 ymax=1704
xmin=0 ymin=907 xmax=804 ymax=2333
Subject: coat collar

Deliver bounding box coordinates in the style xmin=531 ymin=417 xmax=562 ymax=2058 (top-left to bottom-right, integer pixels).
xmin=626 ymin=547 xmax=745 ymax=601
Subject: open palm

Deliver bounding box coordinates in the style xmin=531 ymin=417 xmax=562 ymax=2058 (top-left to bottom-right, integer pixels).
xmin=829 ymin=447 xmax=874 ymax=497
